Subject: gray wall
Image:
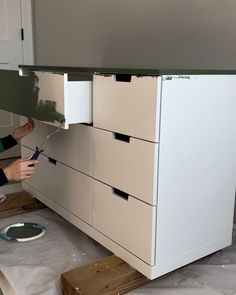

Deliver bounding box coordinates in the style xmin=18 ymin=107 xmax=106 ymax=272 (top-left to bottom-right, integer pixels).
xmin=33 ymin=0 xmax=236 ymax=69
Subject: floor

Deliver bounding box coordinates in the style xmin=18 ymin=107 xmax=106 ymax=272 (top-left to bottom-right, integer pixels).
xmin=129 ymin=225 xmax=236 ymax=295
xmin=1 ymin=154 xmax=236 ymax=295
xmin=0 ymin=205 xmax=236 ymax=295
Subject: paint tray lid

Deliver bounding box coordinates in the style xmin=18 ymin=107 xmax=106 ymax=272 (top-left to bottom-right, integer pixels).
xmin=0 ymin=222 xmax=46 ymax=242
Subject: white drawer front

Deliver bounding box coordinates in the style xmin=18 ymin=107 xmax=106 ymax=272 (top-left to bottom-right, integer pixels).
xmin=22 ymin=146 xmax=92 ymax=225
xmin=93 ymin=128 xmax=158 ymax=205
xmin=21 ymin=119 xmax=92 ymax=176
xmin=35 ymin=72 xmax=92 ymax=128
xmin=93 ymin=180 xmax=156 ymax=265
xmin=93 ymin=75 xmax=161 ymax=142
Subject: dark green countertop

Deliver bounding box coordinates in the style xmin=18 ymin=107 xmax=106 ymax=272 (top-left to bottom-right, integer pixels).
xmin=18 ymin=65 xmax=236 ymax=76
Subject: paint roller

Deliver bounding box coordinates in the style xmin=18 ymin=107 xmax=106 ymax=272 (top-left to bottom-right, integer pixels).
xmin=29 ymin=119 xmax=65 ymax=166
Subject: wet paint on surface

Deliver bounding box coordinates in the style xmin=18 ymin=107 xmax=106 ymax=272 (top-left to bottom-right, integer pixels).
xmin=0 ymin=70 xmax=64 ymax=123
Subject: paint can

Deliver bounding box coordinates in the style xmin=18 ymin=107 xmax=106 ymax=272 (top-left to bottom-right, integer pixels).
xmin=0 ymin=222 xmax=46 ymax=242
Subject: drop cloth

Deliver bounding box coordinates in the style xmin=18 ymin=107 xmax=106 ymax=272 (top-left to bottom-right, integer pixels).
xmin=0 ymin=208 xmax=235 ymax=295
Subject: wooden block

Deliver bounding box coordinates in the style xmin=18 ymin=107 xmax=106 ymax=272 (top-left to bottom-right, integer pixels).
xmin=0 ymin=271 xmax=15 ymax=295
xmin=0 ymin=190 xmax=46 ymax=219
xmin=61 ymin=255 xmax=149 ymax=295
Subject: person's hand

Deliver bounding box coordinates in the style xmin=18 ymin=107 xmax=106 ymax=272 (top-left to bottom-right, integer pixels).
xmin=3 ymin=159 xmax=39 ymax=182
xmin=12 ymin=118 xmax=35 ymax=141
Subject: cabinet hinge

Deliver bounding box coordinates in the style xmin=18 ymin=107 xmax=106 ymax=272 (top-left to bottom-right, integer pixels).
xmin=21 ymin=28 xmax=24 ymax=41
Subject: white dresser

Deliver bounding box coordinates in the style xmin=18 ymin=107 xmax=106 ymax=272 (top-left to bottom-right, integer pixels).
xmin=20 ymin=68 xmax=236 ymax=279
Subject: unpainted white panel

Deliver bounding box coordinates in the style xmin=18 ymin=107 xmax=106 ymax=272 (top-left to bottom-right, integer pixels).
xmin=93 ymin=128 xmax=158 ymax=205
xmin=93 ymin=75 xmax=160 ymax=142
xmin=156 ymin=75 xmax=236 ymax=265
xmin=21 ymin=119 xmax=93 ymax=176
xmin=93 ymin=179 xmax=156 ymax=265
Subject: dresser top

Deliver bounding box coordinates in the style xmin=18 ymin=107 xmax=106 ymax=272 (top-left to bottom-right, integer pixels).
xmin=19 ymin=65 xmax=236 ymax=76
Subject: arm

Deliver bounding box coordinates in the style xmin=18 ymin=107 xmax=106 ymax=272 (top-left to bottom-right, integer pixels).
xmin=0 ymin=159 xmax=39 ymax=186
xmin=0 ymin=136 xmax=18 ymax=185
xmin=0 ymin=118 xmax=37 ymax=186
xmin=0 ymin=118 xmax=35 ymax=153
xmin=0 ymin=168 xmax=8 ymax=186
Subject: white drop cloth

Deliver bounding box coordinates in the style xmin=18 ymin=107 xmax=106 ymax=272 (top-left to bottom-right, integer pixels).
xmin=0 ymin=208 xmax=110 ymax=295
xmin=0 ymin=208 xmax=236 ymax=295
xmin=128 ymin=225 xmax=236 ymax=295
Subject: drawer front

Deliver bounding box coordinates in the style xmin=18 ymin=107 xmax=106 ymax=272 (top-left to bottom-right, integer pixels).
xmin=36 ymin=71 xmax=65 ymax=123
xmin=22 ymin=146 xmax=92 ymax=225
xmin=93 ymin=179 xmax=156 ymax=265
xmin=93 ymin=75 xmax=161 ymax=142
xmin=93 ymin=128 xmax=158 ymax=205
xmin=35 ymin=72 xmax=92 ymax=128
xmin=21 ymin=119 xmax=92 ymax=176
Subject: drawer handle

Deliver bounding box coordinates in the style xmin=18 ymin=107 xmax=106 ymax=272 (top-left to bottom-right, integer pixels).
xmin=112 ymin=188 xmax=129 ymax=201
xmin=114 ymin=74 xmax=132 ymax=82
xmin=48 ymin=157 xmax=57 ymax=165
xmin=113 ymin=132 xmax=130 ymax=143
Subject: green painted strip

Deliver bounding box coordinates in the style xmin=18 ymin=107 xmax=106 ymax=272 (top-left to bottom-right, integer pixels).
xmin=19 ymin=65 xmax=236 ymax=76
xmin=0 ymin=70 xmax=64 ymax=124
xmin=0 ymin=141 xmax=5 ymax=153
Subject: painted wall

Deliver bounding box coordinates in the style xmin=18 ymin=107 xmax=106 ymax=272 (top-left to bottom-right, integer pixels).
xmin=33 ymin=0 xmax=236 ymax=69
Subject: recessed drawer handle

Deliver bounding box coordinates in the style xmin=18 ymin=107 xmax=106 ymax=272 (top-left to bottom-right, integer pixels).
xmin=113 ymin=132 xmax=130 ymax=143
xmin=113 ymin=74 xmax=132 ymax=82
xmin=112 ymin=187 xmax=129 ymax=201
xmin=48 ymin=157 xmax=57 ymax=165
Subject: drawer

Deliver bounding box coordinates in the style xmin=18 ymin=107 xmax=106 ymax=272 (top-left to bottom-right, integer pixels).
xmin=93 ymin=128 xmax=158 ymax=205
xmin=93 ymin=75 xmax=161 ymax=142
xmin=22 ymin=146 xmax=92 ymax=225
xmin=21 ymin=119 xmax=92 ymax=176
xmin=22 ymin=70 xmax=92 ymax=128
xmin=1 ymin=70 xmax=92 ymax=128
xmin=92 ymin=179 xmax=156 ymax=265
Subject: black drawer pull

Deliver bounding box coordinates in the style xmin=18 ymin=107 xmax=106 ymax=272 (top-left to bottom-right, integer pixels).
xmin=113 ymin=132 xmax=130 ymax=143
xmin=112 ymin=188 xmax=129 ymax=200
xmin=48 ymin=157 xmax=57 ymax=165
xmin=115 ymin=74 xmax=132 ymax=82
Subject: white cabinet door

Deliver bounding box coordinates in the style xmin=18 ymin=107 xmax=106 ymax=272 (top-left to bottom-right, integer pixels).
xmin=0 ymin=0 xmax=24 ymax=158
xmin=0 ymin=0 xmax=23 ymax=70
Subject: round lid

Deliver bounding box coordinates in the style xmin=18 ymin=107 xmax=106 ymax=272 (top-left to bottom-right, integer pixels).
xmin=0 ymin=222 xmax=46 ymax=242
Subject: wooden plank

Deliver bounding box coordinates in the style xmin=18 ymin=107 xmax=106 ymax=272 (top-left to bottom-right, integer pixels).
xmin=0 ymin=271 xmax=15 ymax=295
xmin=61 ymin=255 xmax=149 ymax=295
xmin=0 ymin=190 xmax=46 ymax=219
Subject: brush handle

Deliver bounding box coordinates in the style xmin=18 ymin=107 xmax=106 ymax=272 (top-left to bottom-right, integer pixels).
xmin=29 ymin=147 xmax=43 ymax=167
